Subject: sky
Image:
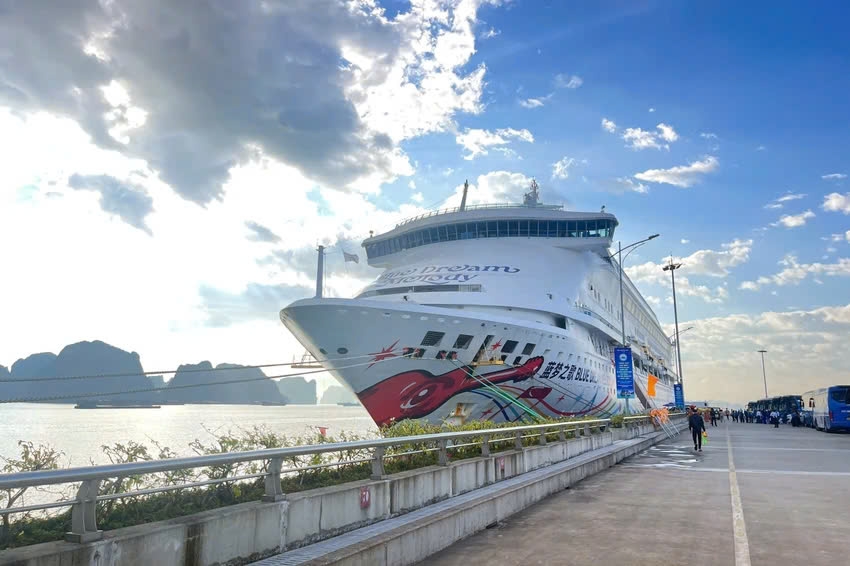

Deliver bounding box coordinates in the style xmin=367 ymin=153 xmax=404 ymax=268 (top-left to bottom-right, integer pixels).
xmin=1 ymin=0 xmax=849 ymax=403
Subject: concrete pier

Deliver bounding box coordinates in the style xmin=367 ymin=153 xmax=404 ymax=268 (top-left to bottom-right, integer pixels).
xmin=428 ymin=422 xmax=850 ymax=566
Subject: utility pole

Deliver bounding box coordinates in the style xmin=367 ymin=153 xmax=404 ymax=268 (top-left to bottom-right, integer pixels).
xmin=663 ymin=259 xmax=683 ymax=384
xmin=758 ymin=349 xmax=768 ymax=399
xmin=315 ymin=245 xmax=325 ymax=298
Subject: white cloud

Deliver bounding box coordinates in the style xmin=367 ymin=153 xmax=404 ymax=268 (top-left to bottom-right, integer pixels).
xmin=823 ymin=192 xmax=850 ymax=214
xmin=626 ymin=239 xmax=752 ymax=303
xmin=656 ymin=123 xmax=678 ymax=143
xmin=765 ymin=192 xmax=806 ymax=209
xmin=621 ymin=123 xmax=679 ymax=150
xmin=648 ymin=107 xmax=656 ymax=113
xmin=772 ymin=209 xmax=815 ymax=228
xmin=552 ymin=156 xmax=576 ymax=180
xmin=443 ymin=171 xmax=535 ymax=208
xmin=615 ymin=177 xmax=649 ymax=194
xmin=455 ymin=127 xmax=534 ymax=160
xmin=777 ymin=192 xmax=806 ymax=203
xmin=699 ymin=132 xmax=718 ymax=139
xmin=675 ymin=304 xmax=850 ymax=403
xmin=481 ymin=27 xmax=500 ymax=39
xmin=411 ymin=191 xmax=424 ymax=203
xmin=739 ymin=254 xmax=850 ymax=290
xmin=519 ymin=98 xmax=545 ymax=108
xmin=622 ymin=127 xmax=662 ymax=150
xmin=646 ymin=296 xmax=661 ymax=306
xmin=408 ymin=180 xmax=416 ymax=189
xmin=601 ymin=118 xmax=617 ymax=133
xmin=681 ymin=239 xmax=690 ymax=244
xmin=554 ymin=74 xmax=583 ymax=89
xmin=634 ymin=156 xmax=719 ymax=188
xmin=756 ymin=145 xmax=767 ymax=151
xmin=821 ymin=173 xmax=847 ymax=180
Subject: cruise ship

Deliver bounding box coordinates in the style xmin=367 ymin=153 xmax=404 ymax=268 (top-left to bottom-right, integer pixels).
xmin=280 ymin=181 xmax=677 ymax=427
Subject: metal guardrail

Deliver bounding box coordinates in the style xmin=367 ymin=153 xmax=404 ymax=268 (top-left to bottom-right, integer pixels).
xmin=391 ymin=202 xmax=564 ymax=230
xmin=0 ymin=415 xmax=677 ymax=543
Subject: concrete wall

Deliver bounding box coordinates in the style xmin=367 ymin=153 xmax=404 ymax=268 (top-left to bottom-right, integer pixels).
xmin=0 ymin=418 xmax=680 ymax=566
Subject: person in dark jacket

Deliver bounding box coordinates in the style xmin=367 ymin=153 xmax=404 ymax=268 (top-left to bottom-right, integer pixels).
xmin=689 ymin=410 xmax=706 ymax=451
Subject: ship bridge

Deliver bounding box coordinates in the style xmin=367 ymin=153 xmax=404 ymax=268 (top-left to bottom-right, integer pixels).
xmin=363 ymin=203 xmax=618 ymax=265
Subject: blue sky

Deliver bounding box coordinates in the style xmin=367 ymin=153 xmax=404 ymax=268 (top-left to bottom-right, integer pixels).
xmin=0 ymin=0 xmax=848 ymax=402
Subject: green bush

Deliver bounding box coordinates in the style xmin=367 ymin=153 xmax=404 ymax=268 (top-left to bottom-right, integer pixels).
xmin=1 ymin=414 xmax=615 ymax=550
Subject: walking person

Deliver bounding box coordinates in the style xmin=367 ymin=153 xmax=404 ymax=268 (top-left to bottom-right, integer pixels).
xmin=689 ymin=408 xmax=706 ymax=452
xmin=710 ymin=408 xmax=718 ymax=427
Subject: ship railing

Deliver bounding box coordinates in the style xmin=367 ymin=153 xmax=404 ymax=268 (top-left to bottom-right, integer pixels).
xmin=0 ymin=418 xmax=623 ymax=542
xmin=392 ymin=202 xmax=564 ymax=229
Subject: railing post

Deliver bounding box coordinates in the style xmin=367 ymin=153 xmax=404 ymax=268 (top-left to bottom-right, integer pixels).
xmin=538 ymin=428 xmax=548 ymax=445
xmin=481 ymin=434 xmax=491 ymax=457
xmin=262 ymin=457 xmax=285 ymax=502
xmin=583 ymin=423 xmax=591 ymax=437
xmin=558 ymin=426 xmax=566 ymax=442
xmin=65 ymin=479 xmax=102 ymax=543
xmin=514 ymin=430 xmax=523 ymax=451
xmin=371 ymin=446 xmax=386 ymax=479
xmin=438 ymin=439 xmax=449 ymax=466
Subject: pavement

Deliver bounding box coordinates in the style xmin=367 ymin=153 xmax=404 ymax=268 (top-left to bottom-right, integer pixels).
xmin=425 ymin=421 xmax=850 ymax=566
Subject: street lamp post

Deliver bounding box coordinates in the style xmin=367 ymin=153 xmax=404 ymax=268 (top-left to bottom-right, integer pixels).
xmin=668 ymin=326 xmax=694 ymax=377
xmin=613 ymin=234 xmax=660 ymax=414
xmin=663 ymin=259 xmax=683 ymax=385
xmin=758 ymin=349 xmax=768 ymax=399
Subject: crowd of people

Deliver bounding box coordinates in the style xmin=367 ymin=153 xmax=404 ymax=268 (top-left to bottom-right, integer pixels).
xmin=686 ymin=405 xmax=804 ymax=434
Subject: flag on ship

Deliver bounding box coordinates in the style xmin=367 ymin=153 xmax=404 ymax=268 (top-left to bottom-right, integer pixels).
xmin=343 ymin=251 xmax=359 ymax=263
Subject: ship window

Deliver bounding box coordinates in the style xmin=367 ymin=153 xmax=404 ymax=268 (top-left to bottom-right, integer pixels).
xmin=453 ymin=334 xmax=474 ymax=349
xmin=421 ymin=331 xmax=445 ymax=347
xmin=435 ymin=350 xmax=447 ymax=359
xmin=486 ymin=221 xmax=498 ymax=237
xmin=513 ymin=356 xmax=522 ymax=365
xmin=502 ymin=340 xmax=518 ymax=354
xmin=518 ymin=220 xmax=529 ymax=237
xmin=522 ymin=343 xmax=536 ymax=355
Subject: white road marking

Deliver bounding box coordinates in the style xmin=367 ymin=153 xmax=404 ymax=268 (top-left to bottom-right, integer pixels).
xmin=722 ymin=446 xmax=850 ymax=453
xmin=727 ymin=426 xmax=751 ymax=566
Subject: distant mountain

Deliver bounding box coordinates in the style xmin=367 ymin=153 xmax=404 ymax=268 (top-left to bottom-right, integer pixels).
xmin=4 ymin=342 xmax=153 ymax=403
xmin=320 ymin=385 xmax=360 ymax=405
xmin=2 ymin=341 xmax=297 ymax=405
xmin=165 ymin=362 xmax=284 ymax=404
xmin=277 ymin=376 xmax=317 ymax=404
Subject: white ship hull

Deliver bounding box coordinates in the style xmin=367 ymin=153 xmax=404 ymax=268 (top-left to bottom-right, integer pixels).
xmin=281 ymin=298 xmax=674 ymax=427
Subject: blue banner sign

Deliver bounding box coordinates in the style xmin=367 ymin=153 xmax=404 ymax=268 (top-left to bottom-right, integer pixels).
xmin=673 ymin=383 xmax=685 ymax=409
xmin=614 ymin=347 xmax=634 ymax=399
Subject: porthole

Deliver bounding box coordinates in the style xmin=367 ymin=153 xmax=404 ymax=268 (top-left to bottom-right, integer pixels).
xmin=337 ymin=347 xmax=348 ymax=354
xmin=319 ymin=348 xmax=328 ymax=355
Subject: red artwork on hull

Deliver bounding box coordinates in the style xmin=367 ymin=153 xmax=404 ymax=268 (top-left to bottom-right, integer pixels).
xmin=358 ymin=357 xmax=545 ymax=426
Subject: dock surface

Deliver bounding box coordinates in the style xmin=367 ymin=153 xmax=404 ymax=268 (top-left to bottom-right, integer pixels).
xmin=427 ymin=422 xmax=850 ymax=566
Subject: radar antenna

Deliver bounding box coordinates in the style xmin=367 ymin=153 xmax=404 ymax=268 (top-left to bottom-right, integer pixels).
xmin=459 ymin=179 xmax=470 ymax=211
xmin=523 ymin=178 xmax=540 ymax=207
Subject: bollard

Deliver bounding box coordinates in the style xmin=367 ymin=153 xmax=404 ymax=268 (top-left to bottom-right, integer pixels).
xmin=262 ymin=457 xmax=285 ymax=502
xmin=371 ymin=446 xmax=386 ymax=479
xmin=66 ymin=479 xmax=103 ymax=543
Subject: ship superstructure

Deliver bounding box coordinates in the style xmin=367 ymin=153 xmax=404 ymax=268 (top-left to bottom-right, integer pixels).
xmin=280 ymin=181 xmax=676 ymax=426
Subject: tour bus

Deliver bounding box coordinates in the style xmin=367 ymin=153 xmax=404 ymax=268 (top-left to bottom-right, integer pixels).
xmin=747 ymin=395 xmax=802 ymax=421
xmin=803 ymin=386 xmax=850 ymax=432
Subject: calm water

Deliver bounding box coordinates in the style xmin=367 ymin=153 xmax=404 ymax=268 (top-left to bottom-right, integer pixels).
xmin=0 ymin=403 xmax=378 ymax=468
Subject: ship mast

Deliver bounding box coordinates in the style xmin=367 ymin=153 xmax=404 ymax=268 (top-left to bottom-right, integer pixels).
xmin=523 ymin=179 xmax=540 ymax=207
xmin=459 ymin=179 xmax=470 ymax=211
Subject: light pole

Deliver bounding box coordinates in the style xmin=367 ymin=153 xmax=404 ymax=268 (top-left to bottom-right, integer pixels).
xmin=611 ymin=234 xmax=660 ymax=414
xmin=758 ymin=349 xmax=768 ymax=399
xmin=668 ymin=326 xmax=694 ymax=377
xmin=662 ymin=258 xmax=683 ymax=385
